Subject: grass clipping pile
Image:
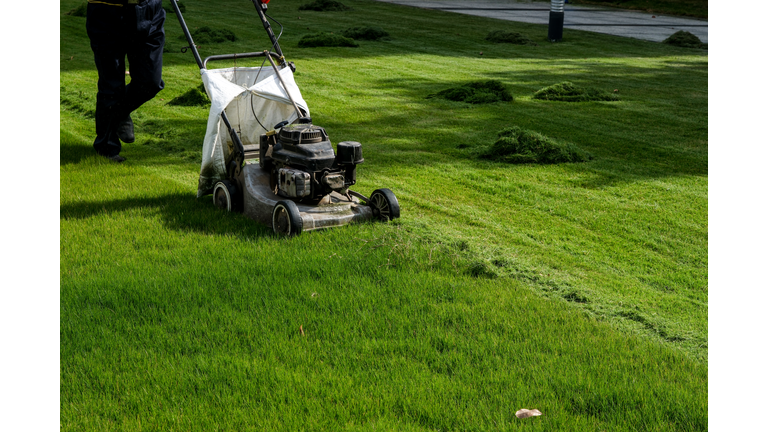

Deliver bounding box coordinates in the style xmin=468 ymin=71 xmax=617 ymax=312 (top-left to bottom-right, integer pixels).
xmin=533 ymin=82 xmax=618 ymax=102
xmin=181 ymin=26 xmax=236 ymax=44
xmin=299 ymin=0 xmax=351 ymax=11
xmin=663 ymin=30 xmax=707 ymax=49
xmin=429 ymin=80 xmax=513 ymax=104
xmin=168 ymin=84 xmax=209 ymax=107
xmin=482 ymin=127 xmax=593 ymax=164
xmin=485 ymin=30 xmax=537 ymax=46
xmin=298 ymin=33 xmax=358 ymax=48
xmin=342 ymin=26 xmax=389 ymax=41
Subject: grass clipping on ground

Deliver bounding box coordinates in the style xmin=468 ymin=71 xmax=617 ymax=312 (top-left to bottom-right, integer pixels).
xmin=299 ymin=0 xmax=351 ymax=11
xmin=533 ymin=82 xmax=619 ymax=102
xmin=181 ymin=26 xmax=236 ymax=44
xmin=168 ymin=84 xmax=209 ymax=107
xmin=342 ymin=26 xmax=389 ymax=41
xmin=299 ymin=32 xmax=358 ymax=48
xmin=481 ymin=126 xmax=593 ymax=164
xmin=485 ymin=30 xmax=537 ymax=46
xmin=663 ymin=30 xmax=707 ymax=49
xmin=428 ymin=80 xmax=513 ymax=104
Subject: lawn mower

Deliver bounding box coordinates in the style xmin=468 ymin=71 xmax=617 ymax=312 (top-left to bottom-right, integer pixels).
xmin=170 ymin=0 xmax=400 ymax=235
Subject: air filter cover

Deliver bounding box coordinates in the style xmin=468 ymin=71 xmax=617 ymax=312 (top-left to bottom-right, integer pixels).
xmin=336 ymin=141 xmax=364 ymax=164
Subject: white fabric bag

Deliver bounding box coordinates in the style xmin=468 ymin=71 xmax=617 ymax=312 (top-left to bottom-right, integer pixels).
xmin=197 ymin=65 xmax=310 ymax=197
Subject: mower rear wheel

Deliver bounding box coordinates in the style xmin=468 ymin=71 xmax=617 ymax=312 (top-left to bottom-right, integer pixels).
xmin=369 ymin=188 xmax=400 ymax=221
xmin=213 ymin=180 xmax=241 ymax=212
xmin=272 ymin=200 xmax=303 ymax=236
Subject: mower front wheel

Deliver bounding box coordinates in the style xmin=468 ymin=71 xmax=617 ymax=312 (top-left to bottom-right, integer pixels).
xmin=369 ymin=188 xmax=400 ymax=222
xmin=272 ymin=200 xmax=303 ymax=236
xmin=213 ymin=180 xmax=241 ymax=212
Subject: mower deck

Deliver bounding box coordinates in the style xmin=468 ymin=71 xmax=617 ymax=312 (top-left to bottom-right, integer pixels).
xmin=241 ymin=161 xmax=374 ymax=232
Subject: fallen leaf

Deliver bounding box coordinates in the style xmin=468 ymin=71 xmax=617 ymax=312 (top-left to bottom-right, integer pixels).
xmin=311 ymin=292 xmax=318 ymax=297
xmin=300 ymin=325 xmax=305 ymax=336
xmin=515 ymin=408 xmax=543 ymax=419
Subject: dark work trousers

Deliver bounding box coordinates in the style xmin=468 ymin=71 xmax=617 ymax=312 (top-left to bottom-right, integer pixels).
xmin=86 ymin=0 xmax=165 ymax=157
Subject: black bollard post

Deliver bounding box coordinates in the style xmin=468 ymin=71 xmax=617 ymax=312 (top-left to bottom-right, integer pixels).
xmin=548 ymin=0 xmax=564 ymax=42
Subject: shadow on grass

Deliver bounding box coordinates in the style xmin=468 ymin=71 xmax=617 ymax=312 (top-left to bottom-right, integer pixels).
xmin=60 ymin=192 xmax=274 ymax=239
xmin=60 ymin=115 xmax=208 ymax=166
xmin=61 ymin=140 xmax=95 ymax=166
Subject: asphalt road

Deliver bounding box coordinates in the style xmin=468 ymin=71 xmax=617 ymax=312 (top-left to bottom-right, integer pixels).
xmin=373 ymin=0 xmax=708 ymax=43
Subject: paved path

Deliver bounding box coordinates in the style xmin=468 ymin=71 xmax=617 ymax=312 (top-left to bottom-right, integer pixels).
xmin=373 ymin=0 xmax=708 ymax=43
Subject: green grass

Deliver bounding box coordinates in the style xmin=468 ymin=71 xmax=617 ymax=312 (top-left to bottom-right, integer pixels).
xmin=61 ymin=0 xmax=707 ymax=430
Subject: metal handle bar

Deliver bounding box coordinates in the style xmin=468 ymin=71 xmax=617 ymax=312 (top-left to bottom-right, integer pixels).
xmin=170 ymin=0 xmax=203 ymax=69
xmin=203 ymin=51 xmax=283 ymax=70
xmin=264 ymin=51 xmax=303 ymax=119
xmin=171 ymin=0 xmax=289 ymax=70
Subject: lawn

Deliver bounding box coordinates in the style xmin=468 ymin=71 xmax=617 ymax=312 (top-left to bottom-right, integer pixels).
xmin=60 ymin=0 xmax=707 ymax=430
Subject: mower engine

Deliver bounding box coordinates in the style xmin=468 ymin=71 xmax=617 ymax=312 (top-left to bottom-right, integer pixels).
xmin=259 ymin=118 xmax=364 ymax=202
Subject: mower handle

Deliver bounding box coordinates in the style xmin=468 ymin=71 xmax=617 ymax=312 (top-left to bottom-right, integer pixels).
xmin=171 ymin=0 xmax=291 ymax=71
xmin=170 ymin=0 xmax=204 ymax=69
xmin=203 ymin=51 xmax=284 ymax=70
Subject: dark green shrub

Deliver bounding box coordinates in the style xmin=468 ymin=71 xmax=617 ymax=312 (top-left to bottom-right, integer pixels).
xmin=428 ymin=80 xmax=513 ymax=104
xmin=298 ymin=32 xmax=358 ymax=48
xmin=533 ymin=81 xmax=619 ymax=102
xmin=481 ymin=126 xmax=593 ymax=164
xmin=342 ymin=26 xmax=389 ymax=40
xmin=485 ymin=30 xmax=537 ymax=46
xmin=180 ymin=26 xmax=236 ymax=44
xmin=168 ymin=84 xmax=209 ymax=106
xmin=299 ymin=0 xmax=351 ymax=11
xmin=662 ymin=30 xmax=707 ymax=49
xmin=65 ymin=2 xmax=87 ymax=17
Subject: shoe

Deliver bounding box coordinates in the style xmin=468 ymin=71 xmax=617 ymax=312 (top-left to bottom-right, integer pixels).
xmin=117 ymin=115 xmax=135 ymax=143
xmin=102 ymin=154 xmax=126 ymax=163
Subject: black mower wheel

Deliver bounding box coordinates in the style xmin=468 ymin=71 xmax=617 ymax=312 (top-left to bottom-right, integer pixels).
xmin=272 ymin=200 xmax=303 ymax=236
xmin=369 ymin=188 xmax=400 ymax=221
xmin=213 ymin=180 xmax=241 ymax=212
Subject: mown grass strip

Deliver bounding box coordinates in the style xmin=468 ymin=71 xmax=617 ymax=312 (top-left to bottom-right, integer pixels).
xmin=61 ymin=0 xmax=707 ymax=429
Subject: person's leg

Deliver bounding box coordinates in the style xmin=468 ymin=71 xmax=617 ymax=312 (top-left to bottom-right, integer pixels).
xmin=86 ymin=3 xmax=128 ymax=158
xmin=123 ymin=0 xmax=165 ymax=117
